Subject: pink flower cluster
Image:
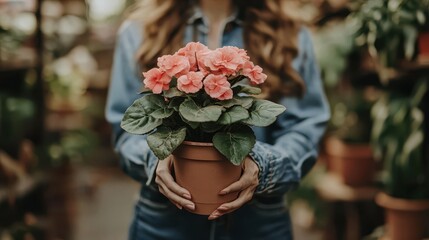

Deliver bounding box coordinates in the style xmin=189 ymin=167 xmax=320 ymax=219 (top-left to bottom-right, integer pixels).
xmin=142 ymin=42 xmax=267 ymax=100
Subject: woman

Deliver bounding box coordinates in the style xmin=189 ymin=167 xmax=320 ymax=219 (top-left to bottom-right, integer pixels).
xmin=106 ymin=0 xmax=330 ymax=239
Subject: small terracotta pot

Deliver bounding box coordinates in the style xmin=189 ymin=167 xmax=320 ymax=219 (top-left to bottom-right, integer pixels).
xmin=172 ymin=141 xmax=242 ymax=215
xmin=418 ymin=32 xmax=429 ymax=61
xmin=376 ymin=192 xmax=429 ymax=240
xmin=325 ymin=137 xmax=375 ymax=187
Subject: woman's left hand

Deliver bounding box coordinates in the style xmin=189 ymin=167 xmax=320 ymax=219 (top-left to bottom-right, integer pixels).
xmin=208 ymin=157 xmax=259 ymax=220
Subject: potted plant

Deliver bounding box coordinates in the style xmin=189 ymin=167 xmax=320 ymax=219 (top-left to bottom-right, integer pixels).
xmin=120 ymin=42 xmax=285 ymax=215
xmin=311 ymin=19 xmax=377 ymax=186
xmin=324 ymin=88 xmax=377 ymax=187
xmin=371 ymin=81 xmax=429 ymax=240
xmin=350 ymin=0 xmax=428 ymax=79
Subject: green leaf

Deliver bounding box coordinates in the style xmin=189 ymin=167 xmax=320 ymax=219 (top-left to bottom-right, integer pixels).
xmin=233 ymin=85 xmax=262 ymax=95
xmin=179 ymin=98 xmax=223 ymax=122
xmin=136 ymin=94 xmax=174 ymax=119
xmin=242 ymin=99 xmax=286 ymax=127
xmin=179 ymin=114 xmax=200 ymax=129
xmin=213 ymin=125 xmax=256 ymax=165
xmin=151 ymin=108 xmax=174 ymax=119
xmin=402 ymin=24 xmax=418 ymax=60
xmin=140 ymin=94 xmax=173 ymax=119
xmin=147 ymin=127 xmax=186 ymax=160
xmin=139 ymin=88 xmax=152 ymax=95
xmin=218 ymin=106 xmax=249 ymax=125
xmin=219 ymin=96 xmax=254 ymax=109
xmin=201 ymin=122 xmax=224 ymax=133
xmin=120 ymin=95 xmax=164 ymax=134
xmin=164 ymin=87 xmax=185 ymax=98
xmin=168 ymin=97 xmax=184 ymax=111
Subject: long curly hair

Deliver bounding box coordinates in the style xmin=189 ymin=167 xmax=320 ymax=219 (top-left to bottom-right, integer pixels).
xmin=127 ymin=0 xmax=305 ymax=99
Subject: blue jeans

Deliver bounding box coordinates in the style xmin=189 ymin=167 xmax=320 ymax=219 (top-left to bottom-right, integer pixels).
xmin=129 ymin=187 xmax=292 ymax=240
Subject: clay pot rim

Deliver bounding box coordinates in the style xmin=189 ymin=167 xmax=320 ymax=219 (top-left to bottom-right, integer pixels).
xmin=375 ymin=192 xmax=429 ymax=211
xmin=324 ymin=136 xmax=373 ymax=158
xmin=181 ymin=141 xmax=213 ymax=147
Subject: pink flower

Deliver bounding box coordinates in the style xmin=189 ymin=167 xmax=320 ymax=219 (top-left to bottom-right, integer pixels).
xmin=242 ymin=62 xmax=267 ymax=85
xmin=177 ymin=42 xmax=210 ymax=72
xmin=177 ymin=71 xmax=204 ymax=93
xmin=203 ymin=74 xmax=233 ymax=100
xmin=157 ymin=54 xmax=190 ymax=77
xmin=143 ymin=68 xmax=172 ymax=94
xmin=201 ymin=46 xmax=248 ymax=76
xmin=217 ymin=88 xmax=233 ymax=100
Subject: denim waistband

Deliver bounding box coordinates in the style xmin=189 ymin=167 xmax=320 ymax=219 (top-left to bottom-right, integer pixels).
xmin=253 ymin=195 xmax=284 ymax=204
xmin=140 ymin=186 xmax=284 ymax=206
xmin=140 ymin=186 xmax=170 ymax=204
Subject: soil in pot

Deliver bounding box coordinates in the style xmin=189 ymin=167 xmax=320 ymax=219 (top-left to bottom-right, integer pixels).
xmin=172 ymin=141 xmax=242 ymax=215
xmin=376 ymin=192 xmax=429 ymax=240
xmin=325 ymin=137 xmax=375 ymax=187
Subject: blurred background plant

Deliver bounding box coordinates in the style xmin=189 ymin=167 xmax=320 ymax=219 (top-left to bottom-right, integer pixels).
xmin=0 ymin=95 xmax=36 ymax=158
xmin=371 ymin=80 xmax=429 ymax=240
xmin=0 ymin=4 xmax=36 ymax=65
xmin=1 ymin=0 xmax=429 ymax=239
xmin=38 ymin=129 xmax=99 ymax=168
xmin=371 ymin=80 xmax=428 ymax=199
xmin=350 ymin=0 xmax=429 ymax=80
xmin=44 ymin=46 xmax=97 ymax=111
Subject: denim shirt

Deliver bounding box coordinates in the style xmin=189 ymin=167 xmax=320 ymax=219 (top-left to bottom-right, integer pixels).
xmin=105 ymin=13 xmax=330 ymax=197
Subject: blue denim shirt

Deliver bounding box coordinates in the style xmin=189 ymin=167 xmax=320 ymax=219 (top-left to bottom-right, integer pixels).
xmin=106 ymin=15 xmax=330 ymax=197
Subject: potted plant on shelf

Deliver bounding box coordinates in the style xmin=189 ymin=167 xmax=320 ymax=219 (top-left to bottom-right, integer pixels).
xmin=371 ymin=81 xmax=429 ymax=240
xmin=311 ymin=19 xmax=378 ymax=187
xmin=120 ymin=42 xmax=286 ymax=215
xmin=350 ymin=0 xmax=428 ymax=80
xmin=324 ymin=88 xmax=377 ymax=187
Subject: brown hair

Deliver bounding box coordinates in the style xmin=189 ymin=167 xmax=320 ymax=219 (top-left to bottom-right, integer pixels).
xmin=128 ymin=0 xmax=305 ymax=99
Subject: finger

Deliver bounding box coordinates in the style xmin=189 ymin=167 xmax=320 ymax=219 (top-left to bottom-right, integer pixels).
xmin=170 ymin=200 xmax=183 ymax=210
xmin=209 ymin=188 xmax=254 ymax=220
xmin=157 ymin=187 xmax=182 ymax=209
xmin=173 ymin=202 xmax=183 ymax=210
xmin=158 ymin=181 xmax=195 ymax=211
xmin=159 ymin=170 xmax=192 ymax=200
xmin=219 ymin=175 xmax=252 ymax=195
xmin=156 ymin=157 xmax=192 ymax=200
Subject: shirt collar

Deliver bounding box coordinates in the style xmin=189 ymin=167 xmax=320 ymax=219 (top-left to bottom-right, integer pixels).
xmin=187 ymin=4 xmax=243 ymax=25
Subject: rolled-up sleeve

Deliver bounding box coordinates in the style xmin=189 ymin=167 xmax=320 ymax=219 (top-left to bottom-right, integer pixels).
xmin=250 ymin=28 xmax=330 ymax=196
xmin=105 ymin=21 xmax=158 ymax=185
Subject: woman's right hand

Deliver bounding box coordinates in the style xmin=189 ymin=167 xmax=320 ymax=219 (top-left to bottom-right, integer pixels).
xmin=155 ymin=156 xmax=195 ymax=211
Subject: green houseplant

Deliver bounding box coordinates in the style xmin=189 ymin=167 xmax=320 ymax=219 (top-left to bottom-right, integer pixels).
xmin=351 ymin=0 xmax=428 ymax=74
xmin=371 ymin=80 xmax=429 ymax=240
xmin=325 ymin=89 xmax=376 ymax=186
xmin=312 ymin=19 xmax=377 ymax=186
xmin=120 ymin=42 xmax=286 ymax=214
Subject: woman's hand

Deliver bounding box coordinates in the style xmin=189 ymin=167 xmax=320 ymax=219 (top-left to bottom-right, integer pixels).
xmin=208 ymin=157 xmax=259 ymax=220
xmin=155 ymin=156 xmax=195 ymax=211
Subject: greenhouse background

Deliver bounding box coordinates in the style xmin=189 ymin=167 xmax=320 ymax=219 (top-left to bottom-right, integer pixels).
xmin=1 ymin=0 xmax=428 ymax=239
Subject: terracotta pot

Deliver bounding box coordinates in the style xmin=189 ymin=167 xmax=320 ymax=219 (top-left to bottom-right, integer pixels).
xmin=376 ymin=192 xmax=429 ymax=240
xmin=418 ymin=32 xmax=429 ymax=61
xmin=325 ymin=137 xmax=375 ymax=187
xmin=172 ymin=141 xmax=242 ymax=215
